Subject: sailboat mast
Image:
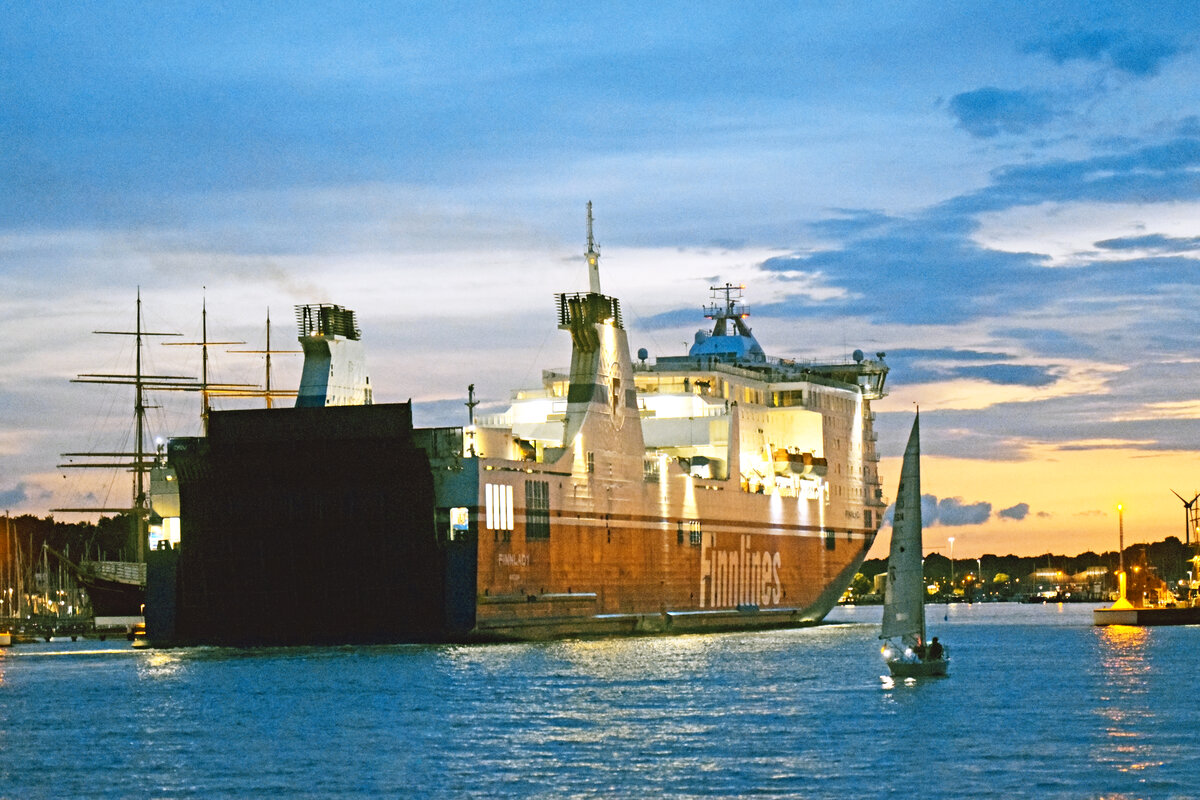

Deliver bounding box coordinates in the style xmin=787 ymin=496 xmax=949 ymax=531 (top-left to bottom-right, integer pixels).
xmin=4 ymin=511 xmax=10 ymax=620
xmin=265 ymin=311 xmax=273 ymax=410
xmin=134 ymin=290 xmax=148 ymax=563
xmin=201 ymin=296 xmax=210 ymax=429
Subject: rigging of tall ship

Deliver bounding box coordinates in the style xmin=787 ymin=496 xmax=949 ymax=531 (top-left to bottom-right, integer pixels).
xmin=148 ymin=204 xmax=891 ymax=645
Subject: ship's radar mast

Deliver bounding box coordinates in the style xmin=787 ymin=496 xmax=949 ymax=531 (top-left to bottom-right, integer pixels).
xmin=704 ymin=283 xmax=755 ymax=340
xmin=687 ymin=282 xmax=765 ymax=363
xmin=585 ymin=201 xmax=601 ymax=294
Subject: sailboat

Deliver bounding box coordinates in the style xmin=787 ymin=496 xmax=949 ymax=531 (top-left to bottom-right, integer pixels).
xmin=880 ymin=412 xmax=948 ymax=678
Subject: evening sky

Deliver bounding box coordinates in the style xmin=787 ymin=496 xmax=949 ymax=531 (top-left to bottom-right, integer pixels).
xmin=4 ymin=2 xmax=1200 ymax=557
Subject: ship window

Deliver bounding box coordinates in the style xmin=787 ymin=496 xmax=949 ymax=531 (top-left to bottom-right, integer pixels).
xmin=447 ymin=506 xmax=471 ymax=542
xmin=586 ymin=451 xmax=595 ymax=473
xmin=824 ymin=530 xmax=836 ymax=551
xmin=644 ymin=457 xmax=661 ymax=483
xmin=485 ymin=483 xmax=514 ymax=533
xmin=689 ymin=520 xmax=702 ymax=547
xmin=525 ymin=480 xmax=550 ymax=540
xmin=773 ymin=390 xmax=804 ymax=408
xmin=677 ymin=521 xmax=684 ymax=545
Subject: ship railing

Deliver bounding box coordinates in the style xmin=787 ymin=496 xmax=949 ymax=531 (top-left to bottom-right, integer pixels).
xmin=412 ymin=427 xmax=465 ymax=460
xmin=644 ymin=356 xmax=887 ymax=392
xmin=83 ymin=560 xmax=147 ymax=585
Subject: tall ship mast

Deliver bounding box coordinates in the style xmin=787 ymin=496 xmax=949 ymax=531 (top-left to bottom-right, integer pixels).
xmin=53 ymin=292 xmax=195 ymax=625
xmin=152 ymin=205 xmax=889 ymax=646
xmin=55 ymin=294 xmax=261 ymax=629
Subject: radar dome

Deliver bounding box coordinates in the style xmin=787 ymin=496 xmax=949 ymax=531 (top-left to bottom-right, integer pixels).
xmin=637 ymin=347 xmax=648 ymax=361
xmin=853 ymin=349 xmax=864 ymax=363
xmin=693 ymin=330 xmax=710 ymax=345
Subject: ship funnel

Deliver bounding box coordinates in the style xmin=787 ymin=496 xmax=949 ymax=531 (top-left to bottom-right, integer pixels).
xmin=294 ymin=304 xmax=373 ymax=407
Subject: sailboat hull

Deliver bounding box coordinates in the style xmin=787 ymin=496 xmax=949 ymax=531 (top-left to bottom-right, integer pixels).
xmin=887 ymin=657 xmax=948 ymax=678
xmin=76 ymin=570 xmax=145 ymax=618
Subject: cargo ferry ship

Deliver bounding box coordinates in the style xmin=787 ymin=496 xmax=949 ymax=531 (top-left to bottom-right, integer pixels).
xmin=149 ymin=207 xmax=889 ymax=645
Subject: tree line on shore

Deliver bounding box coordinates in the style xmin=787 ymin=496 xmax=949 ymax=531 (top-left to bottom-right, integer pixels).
xmin=2 ymin=512 xmax=138 ymax=572
xmin=850 ymin=535 xmax=1197 ymax=600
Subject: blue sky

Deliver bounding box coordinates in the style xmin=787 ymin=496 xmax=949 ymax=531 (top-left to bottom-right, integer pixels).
xmin=4 ymin=2 xmax=1200 ymax=557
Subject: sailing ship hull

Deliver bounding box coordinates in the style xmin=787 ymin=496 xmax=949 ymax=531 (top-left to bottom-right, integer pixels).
xmin=75 ymin=569 xmax=145 ymax=619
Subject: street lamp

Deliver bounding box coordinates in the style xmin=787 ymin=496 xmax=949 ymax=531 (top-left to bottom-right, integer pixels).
xmin=1117 ymin=503 xmax=1124 ymax=575
xmin=948 ymin=536 xmax=955 ymax=596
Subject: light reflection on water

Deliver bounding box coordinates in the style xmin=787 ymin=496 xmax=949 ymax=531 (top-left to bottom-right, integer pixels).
xmin=1091 ymin=624 xmax=1169 ymax=779
xmin=0 ymin=605 xmax=1195 ymax=798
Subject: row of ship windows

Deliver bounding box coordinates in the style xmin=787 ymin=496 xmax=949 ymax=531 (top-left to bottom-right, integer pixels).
xmin=464 ymin=482 xmax=708 ymax=547
xmin=635 ymin=377 xmax=859 ymax=414
xmin=481 ymin=481 xmax=551 ymax=542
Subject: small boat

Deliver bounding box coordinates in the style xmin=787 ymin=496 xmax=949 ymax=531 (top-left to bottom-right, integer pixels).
xmin=880 ymin=412 xmax=948 ymax=678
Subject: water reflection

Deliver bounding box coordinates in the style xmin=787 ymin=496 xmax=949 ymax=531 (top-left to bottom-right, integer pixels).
xmin=1093 ymin=625 xmax=1160 ymax=776
xmin=136 ymin=649 xmax=186 ymax=680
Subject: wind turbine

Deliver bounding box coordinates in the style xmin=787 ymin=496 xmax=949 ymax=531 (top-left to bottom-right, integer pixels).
xmin=1169 ymin=490 xmax=1199 ymax=546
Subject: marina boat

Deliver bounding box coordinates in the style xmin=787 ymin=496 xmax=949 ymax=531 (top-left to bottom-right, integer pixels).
xmin=880 ymin=413 xmax=948 ymax=677
xmin=150 ymin=206 xmax=892 ymax=645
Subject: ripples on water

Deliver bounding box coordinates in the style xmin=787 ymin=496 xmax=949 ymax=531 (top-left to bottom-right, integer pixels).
xmin=0 ymin=603 xmax=1194 ymax=799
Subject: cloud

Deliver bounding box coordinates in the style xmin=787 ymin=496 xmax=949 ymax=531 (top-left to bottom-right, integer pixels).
xmin=1023 ymin=29 xmax=1185 ymax=77
xmin=999 ymin=502 xmax=1030 ymax=520
xmin=889 ymin=348 xmax=1013 ymax=363
xmin=948 ymin=87 xmax=1055 ymax=138
xmin=1094 ymin=234 xmax=1200 ymax=254
xmin=0 ymin=483 xmax=30 ymax=506
xmin=962 ymin=137 xmax=1200 ymax=211
xmin=1178 ymin=117 xmax=1200 ymax=137
xmin=807 ymin=209 xmax=896 ymax=240
xmin=950 ymin=364 xmax=1058 ymax=388
xmin=873 ymin=349 xmax=1059 ymax=388
xmin=758 ymin=221 xmax=1054 ymax=326
xmin=991 ymin=328 xmax=1099 ymax=360
xmin=921 ymin=494 xmax=992 ymax=526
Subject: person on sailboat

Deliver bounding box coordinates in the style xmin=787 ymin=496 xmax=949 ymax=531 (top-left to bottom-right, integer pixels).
xmin=928 ymin=637 xmax=944 ymax=660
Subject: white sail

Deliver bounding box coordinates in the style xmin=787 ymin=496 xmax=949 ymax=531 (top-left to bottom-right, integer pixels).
xmin=880 ymin=413 xmax=924 ymax=643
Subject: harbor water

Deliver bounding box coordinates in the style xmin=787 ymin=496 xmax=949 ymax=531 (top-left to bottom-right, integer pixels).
xmin=1 ymin=602 xmax=1195 ymax=799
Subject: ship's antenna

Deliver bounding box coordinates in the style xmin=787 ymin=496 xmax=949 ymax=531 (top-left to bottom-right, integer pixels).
xmin=466 ymin=383 xmax=479 ymax=426
xmin=585 ymin=201 xmax=601 ymax=294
